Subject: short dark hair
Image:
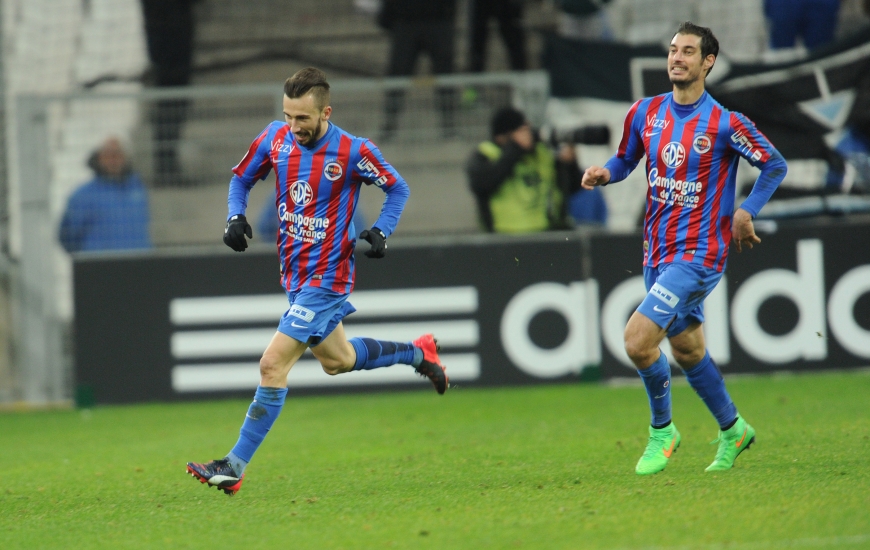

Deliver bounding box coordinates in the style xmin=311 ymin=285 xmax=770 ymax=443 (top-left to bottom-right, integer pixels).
xmin=284 ymin=67 xmax=330 ymax=110
xmin=491 ymin=107 xmax=526 ymax=137
xmin=673 ymin=21 xmax=719 ymax=75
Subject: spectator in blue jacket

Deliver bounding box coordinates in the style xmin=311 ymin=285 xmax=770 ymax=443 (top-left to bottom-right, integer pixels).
xmin=59 ymin=137 xmax=152 ymax=253
xmin=765 ymin=0 xmax=841 ymax=51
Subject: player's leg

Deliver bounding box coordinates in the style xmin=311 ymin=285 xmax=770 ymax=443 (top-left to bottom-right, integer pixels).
xmin=624 ymin=310 xmax=681 ymax=475
xmin=670 ymin=323 xmax=736 ymax=427
xmin=629 ymin=261 xmax=728 ymax=475
xmin=624 ymin=310 xmax=672 ymax=427
xmin=187 ymin=331 xmax=307 ymax=495
xmin=670 ymin=323 xmax=755 ymax=471
xmin=312 ymin=321 xmax=449 ymax=395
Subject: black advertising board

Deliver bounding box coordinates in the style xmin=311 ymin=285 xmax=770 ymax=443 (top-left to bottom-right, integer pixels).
xmin=73 ymin=235 xmax=599 ymax=404
xmin=74 ymin=223 xmax=870 ymax=404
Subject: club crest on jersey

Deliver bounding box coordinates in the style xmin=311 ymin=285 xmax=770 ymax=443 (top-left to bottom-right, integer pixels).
xmin=661 ymin=141 xmax=686 ymax=168
xmin=289 ymin=180 xmax=313 ymax=206
xmin=323 ymin=161 xmax=343 ymax=181
xmin=693 ymin=133 xmax=713 ymax=154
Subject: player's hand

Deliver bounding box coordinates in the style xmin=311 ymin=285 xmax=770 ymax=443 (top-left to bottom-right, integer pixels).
xmin=359 ymin=227 xmax=387 ymax=258
xmin=223 ymin=214 xmax=252 ymax=252
xmin=582 ymin=166 xmax=611 ymax=189
xmin=732 ymin=208 xmax=761 ymax=253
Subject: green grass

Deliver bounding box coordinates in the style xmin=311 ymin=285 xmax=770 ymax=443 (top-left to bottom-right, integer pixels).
xmin=2 ymin=370 xmax=869 ymax=549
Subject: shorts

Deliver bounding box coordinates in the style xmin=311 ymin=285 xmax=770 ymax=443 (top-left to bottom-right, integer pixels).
xmin=637 ymin=261 xmax=723 ymax=338
xmin=277 ymin=286 xmax=356 ymax=346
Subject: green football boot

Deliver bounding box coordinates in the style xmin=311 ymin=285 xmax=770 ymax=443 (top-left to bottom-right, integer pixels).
xmin=635 ymin=423 xmax=681 ymax=475
xmin=705 ymin=415 xmax=756 ymax=472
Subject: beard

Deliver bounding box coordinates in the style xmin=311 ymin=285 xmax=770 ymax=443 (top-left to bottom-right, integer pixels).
xmin=295 ymin=119 xmax=323 ymax=145
xmin=670 ymin=72 xmax=699 ymax=89
xmin=669 ymin=65 xmax=704 ymax=89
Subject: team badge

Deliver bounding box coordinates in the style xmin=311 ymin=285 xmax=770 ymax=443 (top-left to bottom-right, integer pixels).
xmin=324 ymin=161 xmax=343 ymax=181
xmin=289 ymin=180 xmax=313 ymax=206
xmin=661 ymin=141 xmax=686 ymax=168
xmin=693 ymin=133 xmax=713 ymax=154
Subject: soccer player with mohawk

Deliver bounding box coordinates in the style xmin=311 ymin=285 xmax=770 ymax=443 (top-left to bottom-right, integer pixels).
xmin=186 ymin=67 xmax=448 ymax=495
xmin=582 ymin=23 xmax=787 ymax=475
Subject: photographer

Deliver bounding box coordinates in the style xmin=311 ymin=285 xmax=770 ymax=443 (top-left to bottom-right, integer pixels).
xmin=466 ymin=107 xmax=608 ymax=233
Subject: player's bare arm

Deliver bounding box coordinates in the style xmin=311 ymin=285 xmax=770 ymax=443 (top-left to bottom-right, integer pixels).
xmin=581 ymin=166 xmax=611 ymax=189
xmin=732 ymin=208 xmax=761 ymax=253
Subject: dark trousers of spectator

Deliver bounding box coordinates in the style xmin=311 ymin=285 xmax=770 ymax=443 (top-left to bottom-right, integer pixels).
xmin=765 ymin=0 xmax=840 ymax=50
xmin=469 ymin=0 xmax=527 ymax=72
xmin=383 ymin=20 xmax=456 ymax=139
xmin=141 ymin=0 xmax=196 ymax=186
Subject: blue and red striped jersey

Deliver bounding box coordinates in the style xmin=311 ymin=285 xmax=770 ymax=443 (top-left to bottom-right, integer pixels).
xmin=228 ymin=121 xmax=410 ymax=294
xmin=605 ymin=91 xmax=787 ymax=272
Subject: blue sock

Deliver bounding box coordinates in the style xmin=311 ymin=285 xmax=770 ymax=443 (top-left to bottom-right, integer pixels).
xmin=349 ymin=337 xmax=419 ymax=370
xmin=227 ymin=385 xmax=288 ymax=474
xmin=683 ymin=351 xmax=737 ymax=430
xmin=637 ymin=351 xmax=672 ymax=428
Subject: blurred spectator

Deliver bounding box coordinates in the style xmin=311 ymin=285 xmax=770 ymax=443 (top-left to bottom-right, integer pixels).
xmin=468 ymin=0 xmax=527 ymax=72
xmin=377 ymin=0 xmax=458 ymax=140
xmin=140 ymin=0 xmax=200 ymax=186
xmin=59 ymin=138 xmax=151 ymax=253
xmin=257 ymin=196 xmax=370 ymax=244
xmin=765 ymin=0 xmax=841 ymax=51
xmin=467 ymin=107 xmax=602 ymax=233
xmin=556 ymin=0 xmax=614 ymax=40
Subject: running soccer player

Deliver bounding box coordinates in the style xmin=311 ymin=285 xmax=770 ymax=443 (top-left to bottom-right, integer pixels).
xmin=582 ymin=22 xmax=787 ymax=475
xmin=186 ymin=67 xmax=448 ymax=495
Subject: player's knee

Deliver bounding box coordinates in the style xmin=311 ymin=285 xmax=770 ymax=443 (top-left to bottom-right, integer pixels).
xmin=320 ymin=359 xmax=341 ymax=376
xmin=672 ymin=347 xmax=704 ymax=369
xmin=624 ymin=337 xmax=655 ymax=365
xmin=319 ymin=358 xmax=351 ymax=376
xmin=259 ymin=353 xmax=285 ymax=381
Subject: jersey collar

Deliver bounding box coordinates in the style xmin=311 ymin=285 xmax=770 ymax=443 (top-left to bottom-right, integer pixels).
xmin=669 ymin=91 xmax=709 ymax=122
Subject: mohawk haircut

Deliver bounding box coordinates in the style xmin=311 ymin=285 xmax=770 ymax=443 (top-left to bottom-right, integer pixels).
xmin=284 ymin=67 xmax=330 ymax=110
xmin=673 ymin=21 xmax=719 ymax=75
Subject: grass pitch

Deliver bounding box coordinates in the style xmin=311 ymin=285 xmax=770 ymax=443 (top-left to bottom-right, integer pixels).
xmin=2 ymin=370 xmax=869 ymax=549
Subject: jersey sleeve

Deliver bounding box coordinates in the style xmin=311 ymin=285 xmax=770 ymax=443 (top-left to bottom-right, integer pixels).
xmin=603 ymin=100 xmax=646 ymax=183
xmin=227 ymin=123 xmax=275 ymax=219
xmin=729 ymin=112 xmax=788 ymax=217
xmin=354 ymin=139 xmax=409 ymax=238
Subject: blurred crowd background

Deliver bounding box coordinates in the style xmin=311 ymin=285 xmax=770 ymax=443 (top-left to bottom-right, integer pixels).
xmin=1 ymin=0 xmax=870 ymax=403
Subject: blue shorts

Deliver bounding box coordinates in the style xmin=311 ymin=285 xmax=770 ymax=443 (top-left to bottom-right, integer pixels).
xmin=637 ymin=262 xmax=723 ymax=337
xmin=277 ymin=286 xmax=356 ymax=346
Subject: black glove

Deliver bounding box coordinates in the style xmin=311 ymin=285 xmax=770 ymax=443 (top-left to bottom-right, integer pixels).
xmin=359 ymin=227 xmax=387 ymax=258
xmin=223 ymin=214 xmax=252 ymax=252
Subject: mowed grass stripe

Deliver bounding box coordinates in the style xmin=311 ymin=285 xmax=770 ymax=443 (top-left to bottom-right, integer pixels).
xmin=1 ymin=370 xmax=868 ymax=549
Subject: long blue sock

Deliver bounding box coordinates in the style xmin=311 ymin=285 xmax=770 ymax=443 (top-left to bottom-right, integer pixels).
xmin=637 ymin=351 xmax=672 ymax=429
xmin=683 ymin=351 xmax=737 ymax=430
xmin=227 ymin=385 xmax=288 ymax=475
xmin=349 ymin=337 xmax=421 ymax=370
